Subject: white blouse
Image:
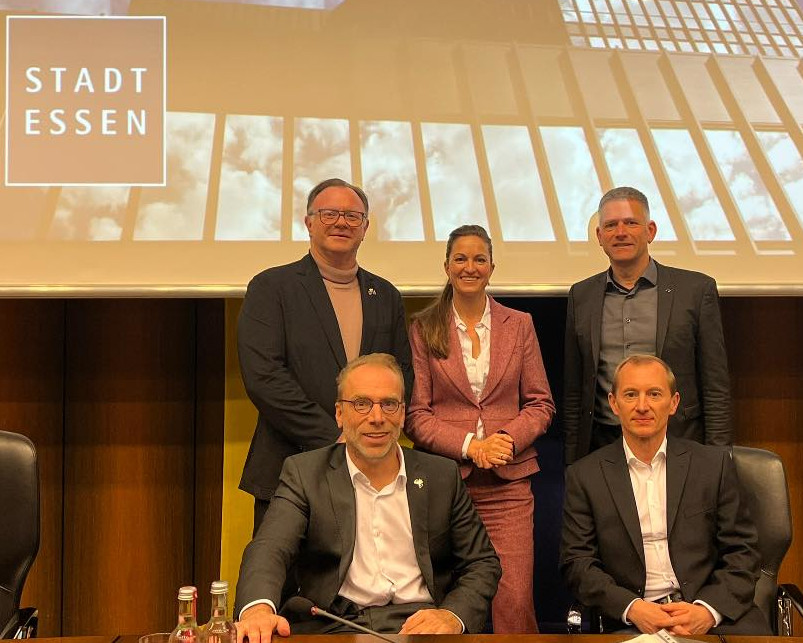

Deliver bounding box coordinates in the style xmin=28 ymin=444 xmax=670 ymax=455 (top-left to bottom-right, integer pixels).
xmin=453 ymin=297 xmax=492 ymax=458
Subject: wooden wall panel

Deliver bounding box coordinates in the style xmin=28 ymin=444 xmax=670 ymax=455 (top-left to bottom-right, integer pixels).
xmin=194 ymin=299 xmax=225 ymax=622
xmin=62 ymin=300 xmax=197 ymax=636
xmin=722 ymin=297 xmax=803 ymax=585
xmin=0 ymin=300 xmax=64 ymax=637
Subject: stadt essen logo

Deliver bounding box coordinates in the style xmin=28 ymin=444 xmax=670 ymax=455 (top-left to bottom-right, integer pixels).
xmin=5 ymin=16 xmax=166 ymax=186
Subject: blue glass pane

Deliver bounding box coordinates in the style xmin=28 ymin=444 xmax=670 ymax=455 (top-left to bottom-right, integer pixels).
xmin=421 ymin=123 xmax=488 ymax=241
xmin=482 ymin=125 xmax=555 ymax=241
xmin=541 ymin=125 xmax=602 ymax=241
xmin=292 ymin=118 xmax=351 ymax=241
xmin=652 ymin=129 xmax=735 ymax=241
xmin=599 ymin=128 xmax=677 ymax=241
xmin=360 ymin=121 xmax=424 ymax=241
xmin=216 ymin=114 xmax=283 ymax=241
xmin=705 ymin=129 xmax=790 ymax=241
xmin=135 ymin=112 xmax=215 ymax=240
xmin=756 ymin=131 xmax=803 ymax=230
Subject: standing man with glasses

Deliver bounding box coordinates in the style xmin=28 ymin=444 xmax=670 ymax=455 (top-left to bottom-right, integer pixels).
xmin=238 ymin=178 xmax=413 ymax=532
xmin=563 ymin=186 xmax=731 ymax=465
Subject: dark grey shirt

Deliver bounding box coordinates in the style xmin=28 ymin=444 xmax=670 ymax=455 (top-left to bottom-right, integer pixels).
xmin=594 ymin=258 xmax=658 ymax=425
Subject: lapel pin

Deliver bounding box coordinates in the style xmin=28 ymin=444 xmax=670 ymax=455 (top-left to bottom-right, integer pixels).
xmin=368 ymin=287 xmax=377 ymax=296
xmin=414 ymin=478 xmax=424 ymax=489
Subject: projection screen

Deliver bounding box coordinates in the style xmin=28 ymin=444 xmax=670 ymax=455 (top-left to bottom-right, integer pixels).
xmin=2 ymin=0 xmax=803 ymax=294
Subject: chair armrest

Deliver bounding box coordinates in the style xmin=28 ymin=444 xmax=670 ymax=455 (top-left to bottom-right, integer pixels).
xmin=780 ymin=584 xmax=803 ymax=615
xmin=15 ymin=607 xmax=38 ymax=638
xmin=567 ymin=603 xmax=583 ymax=634
xmin=780 ymin=584 xmax=803 ymax=613
xmin=776 ymin=585 xmax=803 ymax=635
xmin=567 ymin=601 xmax=607 ymax=633
xmin=1 ymin=607 xmax=38 ymax=639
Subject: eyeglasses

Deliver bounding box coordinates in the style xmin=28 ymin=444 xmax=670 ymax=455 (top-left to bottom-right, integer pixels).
xmin=311 ymin=209 xmax=367 ymax=227
xmin=338 ymin=397 xmax=402 ymax=415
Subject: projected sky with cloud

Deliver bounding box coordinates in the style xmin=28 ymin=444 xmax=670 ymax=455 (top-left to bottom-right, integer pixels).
xmin=2 ymin=0 xmax=803 ymax=291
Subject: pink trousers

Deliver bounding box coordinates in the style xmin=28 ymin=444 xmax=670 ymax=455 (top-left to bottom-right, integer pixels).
xmin=466 ymin=470 xmax=537 ymax=633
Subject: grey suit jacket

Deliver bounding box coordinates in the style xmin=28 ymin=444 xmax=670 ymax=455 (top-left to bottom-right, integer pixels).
xmin=560 ymin=437 xmax=759 ymax=624
xmin=238 ymin=253 xmax=414 ymax=500
xmin=563 ymin=261 xmax=731 ymax=464
xmin=235 ymin=444 xmax=501 ymax=633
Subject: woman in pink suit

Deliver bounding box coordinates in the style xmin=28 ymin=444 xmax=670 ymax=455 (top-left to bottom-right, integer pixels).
xmin=406 ymin=224 xmax=555 ymax=633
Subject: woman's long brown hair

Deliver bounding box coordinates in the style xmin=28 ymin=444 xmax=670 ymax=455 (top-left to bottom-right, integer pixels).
xmin=411 ymin=224 xmax=493 ymax=359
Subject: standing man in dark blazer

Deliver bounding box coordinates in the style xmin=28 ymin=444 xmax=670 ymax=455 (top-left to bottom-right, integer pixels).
xmin=561 ymin=355 xmax=767 ymax=636
xmin=238 ymin=178 xmax=413 ymax=530
xmin=235 ymin=354 xmax=501 ymax=643
xmin=563 ymin=186 xmax=731 ymax=465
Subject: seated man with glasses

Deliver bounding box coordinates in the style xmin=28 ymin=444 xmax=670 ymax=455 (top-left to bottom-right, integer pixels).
xmin=238 ymin=178 xmax=414 ymax=534
xmin=235 ymin=353 xmax=501 ymax=643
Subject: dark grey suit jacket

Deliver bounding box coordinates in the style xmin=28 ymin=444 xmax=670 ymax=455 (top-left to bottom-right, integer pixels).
xmin=235 ymin=445 xmax=502 ymax=633
xmin=563 ymin=261 xmax=731 ymax=464
xmin=560 ymin=437 xmax=760 ymax=625
xmin=238 ymin=253 xmax=413 ymax=500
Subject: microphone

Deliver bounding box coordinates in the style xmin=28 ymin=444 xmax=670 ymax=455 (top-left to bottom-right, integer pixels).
xmin=281 ymin=596 xmax=397 ymax=643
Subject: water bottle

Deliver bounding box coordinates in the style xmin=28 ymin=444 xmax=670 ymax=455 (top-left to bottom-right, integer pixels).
xmin=168 ymin=586 xmax=202 ymax=643
xmin=204 ymin=581 xmax=236 ymax=643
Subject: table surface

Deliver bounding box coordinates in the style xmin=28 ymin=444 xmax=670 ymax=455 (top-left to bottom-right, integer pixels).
xmin=106 ymin=635 xmax=799 ymax=643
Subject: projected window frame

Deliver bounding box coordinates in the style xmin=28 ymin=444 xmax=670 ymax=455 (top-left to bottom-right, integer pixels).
xmin=560 ymin=0 xmax=803 ymax=57
xmin=3 ymin=9 xmax=803 ymax=270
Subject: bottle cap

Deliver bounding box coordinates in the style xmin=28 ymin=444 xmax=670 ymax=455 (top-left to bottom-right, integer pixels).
xmin=210 ymin=581 xmax=229 ymax=594
xmin=178 ymin=586 xmax=197 ymax=600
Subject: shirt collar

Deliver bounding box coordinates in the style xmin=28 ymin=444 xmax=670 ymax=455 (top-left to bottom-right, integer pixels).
xmin=345 ymin=443 xmax=407 ymax=489
xmin=453 ymin=296 xmax=492 ymax=331
xmin=606 ymin=257 xmax=657 ymax=292
xmin=623 ymin=434 xmax=668 ymax=468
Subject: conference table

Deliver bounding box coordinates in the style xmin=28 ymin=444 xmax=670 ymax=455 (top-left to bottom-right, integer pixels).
xmin=37 ymin=635 xmax=803 ymax=643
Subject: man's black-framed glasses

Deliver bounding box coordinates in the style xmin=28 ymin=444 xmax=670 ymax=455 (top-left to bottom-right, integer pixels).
xmin=312 ymin=209 xmax=366 ymax=227
xmin=338 ymin=397 xmax=402 ymax=414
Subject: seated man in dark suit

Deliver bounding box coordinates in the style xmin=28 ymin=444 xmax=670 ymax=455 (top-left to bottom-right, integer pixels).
xmin=561 ymin=354 xmax=770 ymax=636
xmin=235 ymin=353 xmax=501 ymax=643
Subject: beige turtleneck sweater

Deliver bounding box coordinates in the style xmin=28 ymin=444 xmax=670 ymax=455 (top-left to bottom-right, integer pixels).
xmin=310 ymin=249 xmax=363 ymax=362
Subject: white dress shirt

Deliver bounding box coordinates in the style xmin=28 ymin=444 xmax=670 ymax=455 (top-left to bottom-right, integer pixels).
xmin=339 ymin=446 xmax=433 ymax=607
xmin=453 ymin=297 xmax=491 ymax=458
xmin=621 ymin=437 xmax=722 ymax=626
xmin=239 ymin=446 xmax=434 ymax=620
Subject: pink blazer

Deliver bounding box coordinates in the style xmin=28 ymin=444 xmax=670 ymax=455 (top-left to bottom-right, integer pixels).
xmin=406 ymin=298 xmax=555 ymax=481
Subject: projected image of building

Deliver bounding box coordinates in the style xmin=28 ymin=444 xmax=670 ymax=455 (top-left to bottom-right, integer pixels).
xmin=2 ymin=0 xmax=803 ymax=289
xmin=0 ymin=0 xmax=131 ymax=14
xmin=561 ymin=0 xmax=803 ymax=58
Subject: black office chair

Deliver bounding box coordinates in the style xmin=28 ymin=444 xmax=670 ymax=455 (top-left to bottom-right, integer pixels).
xmin=0 ymin=430 xmax=40 ymax=639
xmin=568 ymin=445 xmax=803 ymax=635
xmin=732 ymin=445 xmax=803 ymax=635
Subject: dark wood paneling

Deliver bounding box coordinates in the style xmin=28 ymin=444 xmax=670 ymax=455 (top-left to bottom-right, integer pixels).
xmin=0 ymin=300 xmax=64 ymax=637
xmin=194 ymin=299 xmax=225 ymax=622
xmin=62 ymin=300 xmax=197 ymax=635
xmin=722 ymin=297 xmax=803 ymax=585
